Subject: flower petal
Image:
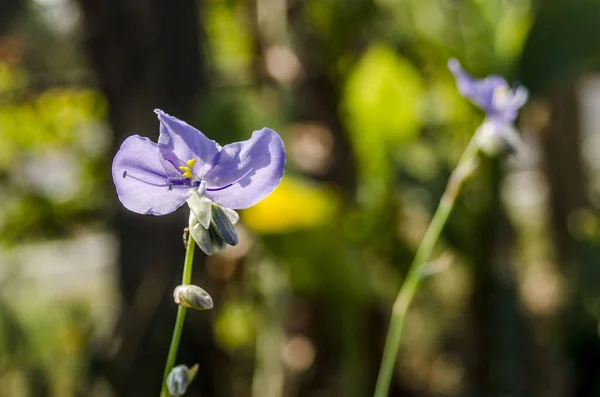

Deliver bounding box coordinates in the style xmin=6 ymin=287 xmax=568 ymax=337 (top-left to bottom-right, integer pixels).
xmin=112 ymin=135 xmax=189 ymax=215
xmin=448 ymin=59 xmax=507 ymax=113
xmin=155 ymin=109 xmax=220 ymax=177
xmin=204 ymin=128 xmax=286 ymax=209
xmin=499 ymin=86 xmax=529 ymax=124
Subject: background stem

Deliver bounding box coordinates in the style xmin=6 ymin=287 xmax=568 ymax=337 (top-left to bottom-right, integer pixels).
xmin=160 ymin=235 xmax=196 ymax=397
xmin=373 ymin=137 xmax=480 ymax=397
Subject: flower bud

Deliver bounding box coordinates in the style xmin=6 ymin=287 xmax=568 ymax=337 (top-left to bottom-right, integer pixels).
xmin=188 ymin=203 xmax=240 ymax=256
xmin=475 ymin=119 xmax=522 ymax=157
xmin=166 ymin=364 xmax=199 ymax=396
xmin=173 ymin=284 xmax=214 ymax=310
xmin=208 ymin=225 xmax=227 ymax=255
xmin=211 ymin=203 xmax=238 ymax=246
xmin=187 ymin=193 xmax=212 ymax=228
xmin=189 ymin=212 xmax=214 ymax=255
xmin=419 ymin=251 xmax=454 ymax=279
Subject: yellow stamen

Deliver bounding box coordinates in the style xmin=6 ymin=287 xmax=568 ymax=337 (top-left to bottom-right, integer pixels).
xmin=494 ymin=85 xmax=509 ymax=100
xmin=178 ymin=159 xmax=197 ymax=179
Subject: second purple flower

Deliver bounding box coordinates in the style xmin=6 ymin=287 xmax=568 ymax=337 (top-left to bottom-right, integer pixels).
xmin=448 ymin=59 xmax=528 ymax=155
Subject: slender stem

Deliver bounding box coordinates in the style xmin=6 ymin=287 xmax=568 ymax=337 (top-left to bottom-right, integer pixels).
xmin=160 ymin=235 xmax=196 ymax=397
xmin=373 ymin=137 xmax=480 ymax=397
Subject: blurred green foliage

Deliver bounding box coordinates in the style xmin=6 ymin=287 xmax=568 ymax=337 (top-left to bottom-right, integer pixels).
xmin=5 ymin=0 xmax=600 ymax=396
xmin=0 ymin=61 xmax=108 ymax=243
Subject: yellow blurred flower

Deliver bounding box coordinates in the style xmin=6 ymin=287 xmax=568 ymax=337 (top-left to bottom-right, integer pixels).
xmin=242 ymin=176 xmax=338 ymax=233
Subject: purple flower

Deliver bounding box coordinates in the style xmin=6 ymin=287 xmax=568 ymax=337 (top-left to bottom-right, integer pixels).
xmin=112 ymin=109 xmax=285 ymax=254
xmin=448 ymin=59 xmax=528 ymax=154
xmin=112 ymin=109 xmax=285 ymax=215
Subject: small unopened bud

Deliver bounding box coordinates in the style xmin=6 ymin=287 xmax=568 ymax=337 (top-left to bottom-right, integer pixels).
xmin=182 ymin=227 xmax=190 ymax=248
xmin=174 ymin=285 xmax=213 ymax=310
xmin=189 ymin=212 xmax=214 ymax=255
xmin=166 ymin=364 xmax=199 ymax=396
xmin=419 ymin=251 xmax=454 ymax=279
xmin=476 ymin=120 xmax=522 ymax=156
xmin=211 ymin=204 xmax=239 ymax=246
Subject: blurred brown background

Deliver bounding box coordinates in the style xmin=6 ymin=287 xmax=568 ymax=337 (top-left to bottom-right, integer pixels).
xmin=1 ymin=0 xmax=600 ymax=396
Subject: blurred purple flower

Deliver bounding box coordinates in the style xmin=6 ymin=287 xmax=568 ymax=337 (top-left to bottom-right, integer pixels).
xmin=448 ymin=59 xmax=528 ymax=154
xmin=448 ymin=59 xmax=528 ymax=123
xmin=112 ymin=109 xmax=286 ymax=216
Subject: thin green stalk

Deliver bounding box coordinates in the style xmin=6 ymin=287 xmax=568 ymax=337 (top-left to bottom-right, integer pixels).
xmin=373 ymin=137 xmax=480 ymax=397
xmin=160 ymin=235 xmax=196 ymax=397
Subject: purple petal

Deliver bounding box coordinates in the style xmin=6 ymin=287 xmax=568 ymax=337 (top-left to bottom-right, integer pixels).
xmin=204 ymin=128 xmax=285 ymax=209
xmin=497 ymin=86 xmax=529 ymax=124
xmin=155 ymin=109 xmax=220 ymax=177
xmin=448 ymin=59 xmax=507 ymax=113
xmin=112 ymin=135 xmax=190 ymax=215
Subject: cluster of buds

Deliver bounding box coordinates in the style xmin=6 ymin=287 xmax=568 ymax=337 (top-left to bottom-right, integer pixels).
xmin=166 ymin=284 xmax=214 ymax=395
xmin=163 ymin=285 xmax=213 ymax=396
xmin=187 ymin=193 xmax=240 ymax=256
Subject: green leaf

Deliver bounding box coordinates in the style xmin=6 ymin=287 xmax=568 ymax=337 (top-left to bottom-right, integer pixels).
xmin=341 ymin=44 xmax=425 ymax=204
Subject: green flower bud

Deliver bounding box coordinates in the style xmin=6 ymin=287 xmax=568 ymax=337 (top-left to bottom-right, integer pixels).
xmin=173 ymin=284 xmax=213 ymax=310
xmin=188 ymin=203 xmax=239 ymax=256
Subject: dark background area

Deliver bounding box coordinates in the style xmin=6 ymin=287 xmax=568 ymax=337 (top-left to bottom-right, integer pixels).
xmin=1 ymin=0 xmax=600 ymax=396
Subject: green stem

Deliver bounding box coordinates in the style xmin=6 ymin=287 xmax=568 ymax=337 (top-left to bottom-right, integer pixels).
xmin=160 ymin=235 xmax=196 ymax=397
xmin=373 ymin=137 xmax=480 ymax=397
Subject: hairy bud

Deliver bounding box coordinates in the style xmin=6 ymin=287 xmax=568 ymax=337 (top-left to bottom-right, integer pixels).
xmin=173 ymin=284 xmax=213 ymax=311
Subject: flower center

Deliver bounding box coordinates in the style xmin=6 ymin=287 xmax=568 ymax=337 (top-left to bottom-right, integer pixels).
xmin=179 ymin=158 xmax=197 ymax=179
xmin=176 ymin=158 xmax=207 ymax=195
xmin=492 ymin=84 xmax=512 ymax=111
xmin=170 ymin=158 xmax=254 ymax=195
